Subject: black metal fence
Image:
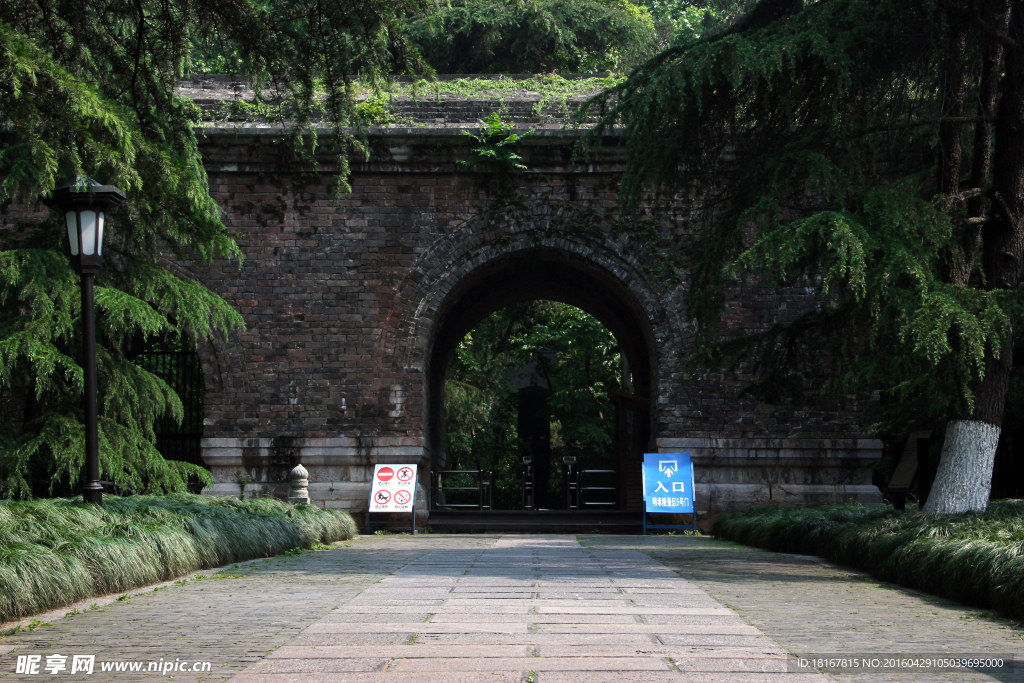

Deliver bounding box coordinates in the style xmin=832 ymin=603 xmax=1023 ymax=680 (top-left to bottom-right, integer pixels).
xmin=431 ymin=469 xmax=494 ymax=510
xmin=566 ymin=468 xmax=617 ymax=509
xmin=135 ymin=351 xmax=205 ymax=468
xmin=430 ymin=463 xmax=620 ymax=511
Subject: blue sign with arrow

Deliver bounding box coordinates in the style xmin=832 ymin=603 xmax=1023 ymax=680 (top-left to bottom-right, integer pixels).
xmin=642 ymin=453 xmax=696 ymax=533
xmin=642 ymin=453 xmax=694 ymax=512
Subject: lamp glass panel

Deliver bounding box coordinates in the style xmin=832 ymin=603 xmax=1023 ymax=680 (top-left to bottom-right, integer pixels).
xmin=96 ymin=212 xmax=105 ymax=255
xmin=80 ymin=211 xmax=97 ymax=255
xmin=64 ymin=211 xmax=80 ymax=256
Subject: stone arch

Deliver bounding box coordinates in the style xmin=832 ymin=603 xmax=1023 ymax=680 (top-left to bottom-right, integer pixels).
xmin=377 ymin=213 xmax=679 ymax=469
xmin=425 ymin=245 xmax=664 ymax=468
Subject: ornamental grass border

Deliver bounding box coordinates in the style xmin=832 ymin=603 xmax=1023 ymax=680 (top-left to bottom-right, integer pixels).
xmin=712 ymin=501 xmax=1024 ymax=620
xmin=0 ymin=494 xmax=357 ymax=623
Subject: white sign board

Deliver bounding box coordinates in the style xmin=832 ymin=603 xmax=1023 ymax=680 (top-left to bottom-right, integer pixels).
xmin=369 ymin=464 xmax=417 ymax=512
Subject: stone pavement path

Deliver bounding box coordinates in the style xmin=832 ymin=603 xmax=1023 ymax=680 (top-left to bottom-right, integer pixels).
xmin=2 ymin=533 xmax=1023 ymax=683
xmin=581 ymin=535 xmax=1024 ymax=683
xmin=236 ymin=535 xmax=809 ymax=683
xmin=0 ymin=535 xmax=499 ymax=682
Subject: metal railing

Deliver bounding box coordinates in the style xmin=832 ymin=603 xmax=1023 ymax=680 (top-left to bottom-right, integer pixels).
xmin=563 ymin=461 xmax=577 ymax=510
xmin=431 ymin=469 xmax=494 ymax=510
xmin=522 ymin=457 xmax=534 ymax=510
xmin=565 ymin=467 xmax=618 ymax=509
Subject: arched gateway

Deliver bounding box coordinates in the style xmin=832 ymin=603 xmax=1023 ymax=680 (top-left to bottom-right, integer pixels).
xmin=189 ymin=78 xmax=881 ymax=525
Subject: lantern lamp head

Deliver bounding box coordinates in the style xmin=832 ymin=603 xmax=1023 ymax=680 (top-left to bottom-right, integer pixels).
xmin=51 ymin=177 xmax=126 ymax=274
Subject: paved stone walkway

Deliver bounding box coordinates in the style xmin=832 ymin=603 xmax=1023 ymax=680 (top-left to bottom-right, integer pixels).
xmin=236 ymin=535 xmax=806 ymax=683
xmin=0 ymin=536 xmax=498 ymax=682
xmin=582 ymin=536 xmax=1024 ymax=683
xmin=1 ymin=534 xmax=1022 ymax=683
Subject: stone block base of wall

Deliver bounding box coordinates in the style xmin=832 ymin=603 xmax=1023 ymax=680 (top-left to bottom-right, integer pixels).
xmin=200 ymin=437 xmax=429 ymax=531
xmin=200 ymin=435 xmax=883 ymax=527
xmin=658 ymin=437 xmax=883 ymax=524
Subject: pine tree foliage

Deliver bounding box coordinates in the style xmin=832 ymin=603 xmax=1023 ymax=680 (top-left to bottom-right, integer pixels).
xmin=406 ymin=0 xmax=659 ymax=74
xmin=0 ymin=0 xmax=422 ymax=497
xmin=584 ymin=0 xmax=1024 ymax=439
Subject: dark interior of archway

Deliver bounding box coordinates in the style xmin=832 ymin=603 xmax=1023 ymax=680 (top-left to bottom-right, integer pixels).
xmin=428 ymin=248 xmax=656 ymax=511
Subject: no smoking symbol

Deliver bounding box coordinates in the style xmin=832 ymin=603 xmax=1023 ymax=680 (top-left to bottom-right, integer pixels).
xmin=394 ymin=490 xmax=411 ymax=505
xmin=374 ymin=490 xmax=391 ymax=505
xmin=397 ymin=467 xmax=414 ymax=482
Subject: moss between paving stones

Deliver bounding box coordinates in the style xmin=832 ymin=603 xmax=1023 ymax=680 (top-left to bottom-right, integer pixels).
xmin=0 ymin=494 xmax=357 ymax=623
xmin=712 ymin=501 xmax=1024 ymax=621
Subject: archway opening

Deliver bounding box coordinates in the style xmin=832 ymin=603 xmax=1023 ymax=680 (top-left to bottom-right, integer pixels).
xmin=444 ymin=300 xmax=626 ymax=509
xmin=426 ymin=247 xmax=657 ymax=512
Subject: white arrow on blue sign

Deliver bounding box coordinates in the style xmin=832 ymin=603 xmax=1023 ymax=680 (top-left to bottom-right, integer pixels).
xmin=642 ymin=453 xmax=695 ymax=513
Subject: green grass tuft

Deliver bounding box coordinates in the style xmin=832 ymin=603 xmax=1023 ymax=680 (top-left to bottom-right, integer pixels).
xmin=0 ymin=494 xmax=356 ymax=623
xmin=712 ymin=501 xmax=1024 ymax=620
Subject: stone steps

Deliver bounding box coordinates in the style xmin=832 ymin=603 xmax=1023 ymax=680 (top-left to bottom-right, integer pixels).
xmin=426 ymin=510 xmax=642 ymax=534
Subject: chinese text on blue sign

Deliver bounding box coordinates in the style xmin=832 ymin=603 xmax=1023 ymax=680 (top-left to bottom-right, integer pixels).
xmin=642 ymin=453 xmax=694 ymax=513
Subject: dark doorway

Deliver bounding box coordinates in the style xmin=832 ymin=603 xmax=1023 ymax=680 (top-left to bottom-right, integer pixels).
xmin=426 ymin=247 xmax=658 ymax=515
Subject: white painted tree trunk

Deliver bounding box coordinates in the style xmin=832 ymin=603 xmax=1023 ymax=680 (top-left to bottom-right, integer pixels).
xmin=922 ymin=419 xmax=1000 ymax=513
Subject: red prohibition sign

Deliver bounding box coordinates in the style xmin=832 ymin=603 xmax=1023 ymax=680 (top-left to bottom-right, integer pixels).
xmin=397 ymin=467 xmax=414 ymax=482
xmin=394 ymin=489 xmax=411 ymax=505
xmin=377 ymin=467 xmax=394 ymax=482
xmin=374 ymin=490 xmax=391 ymax=505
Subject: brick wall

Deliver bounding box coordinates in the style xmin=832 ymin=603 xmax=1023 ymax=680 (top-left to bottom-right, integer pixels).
xmin=184 ymin=124 xmax=881 ymax=518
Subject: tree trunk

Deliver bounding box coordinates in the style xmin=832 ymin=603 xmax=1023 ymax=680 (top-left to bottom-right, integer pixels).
xmin=957 ymin=0 xmax=1013 ymax=285
xmin=936 ymin=3 xmax=970 ymax=200
xmin=923 ymin=420 xmax=1001 ymax=512
xmin=937 ymin=1 xmax=972 ymax=284
xmin=926 ymin=2 xmax=1024 ymax=513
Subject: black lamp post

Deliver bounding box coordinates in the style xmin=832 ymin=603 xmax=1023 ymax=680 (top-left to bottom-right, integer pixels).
xmin=52 ymin=178 xmax=126 ymax=505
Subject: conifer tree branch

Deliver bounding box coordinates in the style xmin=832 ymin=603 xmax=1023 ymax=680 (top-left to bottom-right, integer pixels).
xmin=0 ymin=0 xmax=427 ymax=496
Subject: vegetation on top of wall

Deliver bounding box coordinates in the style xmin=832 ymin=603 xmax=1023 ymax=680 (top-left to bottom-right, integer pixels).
xmin=405 ymin=0 xmax=658 ymax=74
xmin=0 ymin=494 xmax=357 ymax=624
xmin=207 ymin=75 xmax=621 ymax=129
xmin=383 ymin=74 xmax=622 ymax=114
xmin=713 ymin=503 xmax=1024 ymax=620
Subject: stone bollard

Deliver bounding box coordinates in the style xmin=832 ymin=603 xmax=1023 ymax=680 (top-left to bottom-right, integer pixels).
xmin=288 ymin=464 xmax=310 ymax=505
